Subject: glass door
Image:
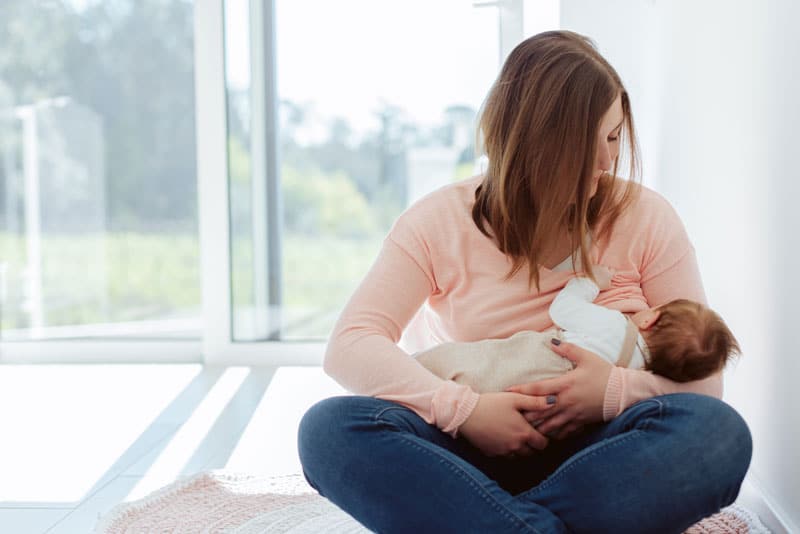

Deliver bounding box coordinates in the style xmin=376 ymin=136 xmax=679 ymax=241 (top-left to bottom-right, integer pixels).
xmin=203 ymin=0 xmax=505 ymax=364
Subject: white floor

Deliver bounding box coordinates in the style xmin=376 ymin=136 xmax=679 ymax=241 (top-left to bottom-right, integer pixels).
xmin=0 ymin=364 xmax=347 ymax=534
xmin=0 ymin=364 xmax=784 ymax=534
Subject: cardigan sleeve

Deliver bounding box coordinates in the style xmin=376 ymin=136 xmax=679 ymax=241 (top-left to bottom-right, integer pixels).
xmin=324 ymin=234 xmax=480 ymax=437
xmin=602 ymin=194 xmax=722 ymax=421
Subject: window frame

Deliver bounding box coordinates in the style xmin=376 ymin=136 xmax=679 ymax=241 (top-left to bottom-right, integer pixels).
xmin=197 ymin=0 xmax=323 ymax=365
xmin=0 ymin=0 xmax=526 ymax=365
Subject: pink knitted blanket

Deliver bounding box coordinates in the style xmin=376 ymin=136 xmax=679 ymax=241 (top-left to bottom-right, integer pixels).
xmin=95 ymin=471 xmax=770 ymax=533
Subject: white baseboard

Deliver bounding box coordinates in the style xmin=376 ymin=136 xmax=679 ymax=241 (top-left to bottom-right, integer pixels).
xmin=736 ymin=476 xmax=797 ymax=534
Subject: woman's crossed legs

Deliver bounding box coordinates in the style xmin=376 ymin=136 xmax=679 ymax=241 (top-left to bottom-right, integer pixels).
xmin=297 ymin=393 xmax=751 ymax=534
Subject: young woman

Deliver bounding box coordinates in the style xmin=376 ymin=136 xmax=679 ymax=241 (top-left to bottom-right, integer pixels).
xmin=298 ymin=30 xmax=751 ymax=533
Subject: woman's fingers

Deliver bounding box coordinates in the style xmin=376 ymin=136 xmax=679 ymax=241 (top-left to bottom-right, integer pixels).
xmin=548 ymin=339 xmax=601 ymax=366
xmin=524 ymin=429 xmax=549 ymax=451
xmin=535 ymin=412 xmax=573 ymax=436
xmin=555 ymin=423 xmax=584 ymax=440
xmin=512 ymin=392 xmax=559 ymax=414
xmin=459 ymin=393 xmax=554 ymax=457
xmin=524 ymin=407 xmax=564 ymax=425
xmin=509 ymin=341 xmax=613 ymax=432
xmin=505 ymin=375 xmax=570 ymax=396
xmin=525 ymin=413 xmax=544 ymax=424
xmin=505 ymin=419 xmax=549 ymax=457
xmin=506 ymin=339 xmax=605 ymax=394
xmin=507 ymin=441 xmax=539 ymax=459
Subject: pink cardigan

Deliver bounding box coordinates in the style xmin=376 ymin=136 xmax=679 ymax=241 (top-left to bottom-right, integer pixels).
xmin=324 ymin=176 xmax=721 ymax=437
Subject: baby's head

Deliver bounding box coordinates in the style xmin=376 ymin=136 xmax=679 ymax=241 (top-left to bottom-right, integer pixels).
xmin=638 ymin=299 xmax=740 ymax=382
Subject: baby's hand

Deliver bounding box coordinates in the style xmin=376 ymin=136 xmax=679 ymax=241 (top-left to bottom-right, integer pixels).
xmin=592 ymin=265 xmax=614 ymax=290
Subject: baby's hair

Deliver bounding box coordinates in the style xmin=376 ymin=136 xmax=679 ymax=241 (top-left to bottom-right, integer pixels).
xmin=644 ymin=299 xmax=740 ymax=382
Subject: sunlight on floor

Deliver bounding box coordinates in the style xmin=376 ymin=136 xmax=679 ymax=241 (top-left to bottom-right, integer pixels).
xmin=0 ymin=364 xmax=346 ymax=509
xmin=125 ymin=367 xmax=250 ymax=500
xmin=0 ymin=365 xmax=202 ymax=503
xmin=0 ymin=364 xmax=784 ymax=534
xmin=222 ymin=366 xmax=346 ymax=474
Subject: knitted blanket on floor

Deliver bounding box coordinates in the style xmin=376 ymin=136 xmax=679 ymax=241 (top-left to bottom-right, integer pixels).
xmin=95 ymin=471 xmax=771 ymax=533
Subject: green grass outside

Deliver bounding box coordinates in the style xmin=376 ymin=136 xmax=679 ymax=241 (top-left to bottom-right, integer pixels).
xmin=0 ymin=231 xmax=382 ymax=338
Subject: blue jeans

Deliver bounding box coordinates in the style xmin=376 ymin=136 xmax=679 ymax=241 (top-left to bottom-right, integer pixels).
xmin=297 ymin=393 xmax=751 ymax=533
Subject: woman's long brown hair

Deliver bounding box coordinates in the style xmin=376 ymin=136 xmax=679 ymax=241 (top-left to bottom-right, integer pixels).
xmin=473 ymin=30 xmax=641 ymax=291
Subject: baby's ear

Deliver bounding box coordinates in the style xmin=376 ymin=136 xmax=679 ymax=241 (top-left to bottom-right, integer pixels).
xmin=639 ymin=309 xmax=661 ymax=330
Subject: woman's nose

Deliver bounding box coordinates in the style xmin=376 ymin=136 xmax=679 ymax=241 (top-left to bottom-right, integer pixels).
xmin=596 ymin=142 xmax=612 ymax=171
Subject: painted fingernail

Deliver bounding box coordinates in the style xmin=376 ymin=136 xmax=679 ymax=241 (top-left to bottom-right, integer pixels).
xmin=550 ymin=338 xmax=561 ymax=346
xmin=546 ymin=395 xmax=557 ymax=405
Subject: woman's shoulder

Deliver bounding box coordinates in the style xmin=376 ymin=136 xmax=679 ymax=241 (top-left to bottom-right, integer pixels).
xmin=392 ymin=175 xmax=482 ymax=233
xmin=609 ymin=178 xmax=682 ymax=229
xmin=602 ymin=178 xmax=691 ymax=261
xmin=386 ymin=175 xmax=484 ymax=274
xmin=406 ymin=175 xmax=482 ymax=211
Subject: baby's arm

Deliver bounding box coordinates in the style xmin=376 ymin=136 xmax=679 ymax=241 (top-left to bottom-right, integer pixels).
xmin=549 ymin=273 xmax=620 ymax=336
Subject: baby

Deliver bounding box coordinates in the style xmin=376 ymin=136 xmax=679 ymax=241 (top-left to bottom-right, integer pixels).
xmin=415 ymin=268 xmax=740 ymax=393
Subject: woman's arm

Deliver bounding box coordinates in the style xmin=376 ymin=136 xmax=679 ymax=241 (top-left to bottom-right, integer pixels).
xmin=327 ymin=235 xmax=556 ymax=452
xmin=603 ymin=247 xmax=723 ymax=420
xmin=324 ymin=237 xmax=480 ymax=437
xmin=509 ymin=190 xmax=721 ymax=436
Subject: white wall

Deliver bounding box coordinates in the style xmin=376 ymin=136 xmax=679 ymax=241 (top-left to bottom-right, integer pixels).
xmin=559 ymin=1 xmax=799 ymax=531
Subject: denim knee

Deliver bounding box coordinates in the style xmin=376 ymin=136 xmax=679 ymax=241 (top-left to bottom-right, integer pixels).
xmin=691 ymin=395 xmax=751 ymax=462
xmin=673 ymin=394 xmax=753 ymax=497
xmin=297 ymin=397 xmax=349 ymax=488
xmin=297 ymin=396 xmax=350 ymax=458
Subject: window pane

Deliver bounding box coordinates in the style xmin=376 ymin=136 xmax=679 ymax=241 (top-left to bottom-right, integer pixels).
xmin=226 ymin=0 xmax=498 ymax=341
xmin=0 ymin=0 xmax=200 ymax=341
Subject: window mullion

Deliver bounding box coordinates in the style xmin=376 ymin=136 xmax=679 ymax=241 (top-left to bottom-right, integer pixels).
xmin=195 ymin=0 xmax=233 ymax=362
xmin=249 ymin=0 xmax=283 ymax=341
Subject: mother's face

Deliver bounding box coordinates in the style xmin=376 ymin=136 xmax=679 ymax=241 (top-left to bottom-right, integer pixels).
xmin=591 ymin=94 xmax=624 ymax=196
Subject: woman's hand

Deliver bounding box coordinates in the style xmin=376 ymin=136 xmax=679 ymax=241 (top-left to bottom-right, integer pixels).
xmin=506 ymin=340 xmax=613 ymax=440
xmin=458 ymin=392 xmax=556 ymax=457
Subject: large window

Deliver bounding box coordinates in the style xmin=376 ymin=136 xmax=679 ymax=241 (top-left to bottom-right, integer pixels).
xmin=0 ymin=0 xmax=200 ymax=341
xmin=224 ymin=0 xmax=499 ymax=341
xmin=0 ymin=0 xmax=526 ymax=360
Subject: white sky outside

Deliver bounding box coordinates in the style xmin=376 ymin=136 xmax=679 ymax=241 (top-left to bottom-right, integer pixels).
xmin=225 ymin=0 xmax=501 ymax=139
xmin=64 ymin=0 xmax=562 ymax=141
